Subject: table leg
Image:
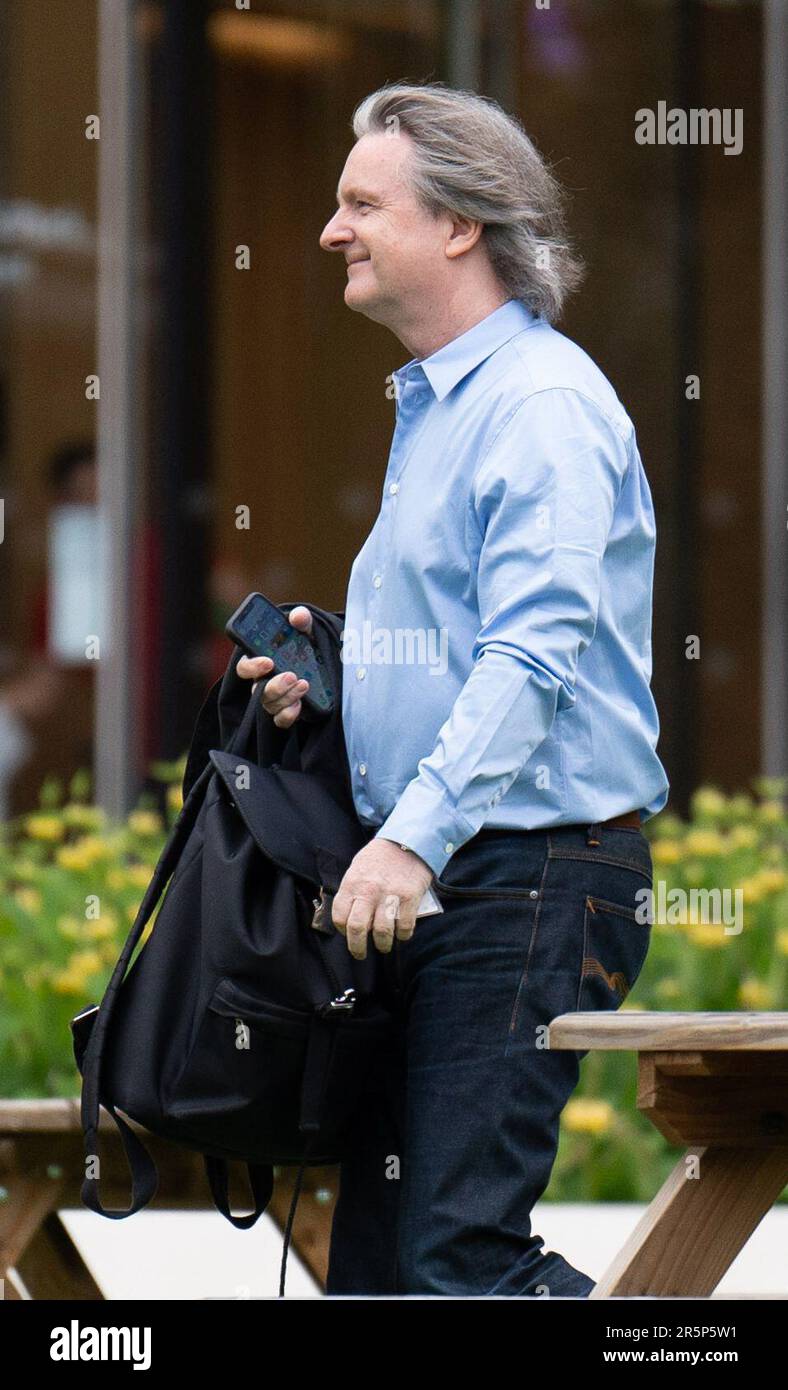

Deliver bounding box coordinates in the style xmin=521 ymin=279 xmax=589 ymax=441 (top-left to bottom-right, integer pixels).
xmin=590 ymin=1144 xmax=788 ymax=1297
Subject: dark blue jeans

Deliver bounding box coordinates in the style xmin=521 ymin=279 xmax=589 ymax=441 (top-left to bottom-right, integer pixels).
xmin=325 ymin=822 xmax=654 ymax=1297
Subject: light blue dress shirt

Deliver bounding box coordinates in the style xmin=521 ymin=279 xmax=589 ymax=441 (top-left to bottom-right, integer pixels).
xmin=340 ymin=297 xmax=670 ymax=878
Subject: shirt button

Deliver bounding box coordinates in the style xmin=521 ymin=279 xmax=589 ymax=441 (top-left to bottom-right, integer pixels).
xmin=530 ymin=890 xmax=539 ymax=899
xmin=356 ymin=667 xmax=366 ymax=680
xmin=373 ymin=575 xmax=382 ymax=588
xmin=389 ymin=482 xmax=399 ymax=495
xmin=444 ymin=841 xmax=454 ymax=853
xmin=359 ymin=763 xmax=367 ymax=775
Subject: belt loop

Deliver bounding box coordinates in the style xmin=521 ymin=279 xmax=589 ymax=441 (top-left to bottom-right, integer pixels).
xmin=586 ymin=822 xmax=602 ymax=846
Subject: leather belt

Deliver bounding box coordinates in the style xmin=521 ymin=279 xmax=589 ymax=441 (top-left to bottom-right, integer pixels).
xmin=599 ymin=810 xmax=641 ymax=830
xmin=584 ymin=809 xmax=641 ymax=845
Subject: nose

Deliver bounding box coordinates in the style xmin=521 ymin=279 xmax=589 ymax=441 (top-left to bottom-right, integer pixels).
xmin=319 ymin=209 xmax=353 ymax=253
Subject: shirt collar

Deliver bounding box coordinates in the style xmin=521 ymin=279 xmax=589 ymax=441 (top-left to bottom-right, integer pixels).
xmin=393 ymin=298 xmax=537 ymax=403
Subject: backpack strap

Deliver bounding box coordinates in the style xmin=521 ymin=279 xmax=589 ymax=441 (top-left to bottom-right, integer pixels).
xmin=80 ymin=690 xmax=262 ymax=1218
xmin=277 ymin=1130 xmax=322 ymax=1298
xmin=203 ymin=1157 xmax=274 ymax=1230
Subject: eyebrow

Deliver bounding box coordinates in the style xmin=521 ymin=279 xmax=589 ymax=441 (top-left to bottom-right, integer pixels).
xmin=335 ymin=186 xmax=377 ymax=205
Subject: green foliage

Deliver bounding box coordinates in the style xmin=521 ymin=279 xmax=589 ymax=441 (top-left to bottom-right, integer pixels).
xmin=1 ymin=769 xmax=785 ymax=1203
xmin=0 ymin=756 xmax=187 ymax=1097
xmin=546 ymin=777 xmax=788 ymax=1202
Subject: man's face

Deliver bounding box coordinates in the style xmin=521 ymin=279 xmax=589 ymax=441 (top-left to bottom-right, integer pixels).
xmin=319 ymin=131 xmax=448 ymax=329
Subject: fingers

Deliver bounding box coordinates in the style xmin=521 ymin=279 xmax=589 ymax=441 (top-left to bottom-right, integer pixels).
xmin=332 ymin=891 xmax=418 ymax=958
xmin=265 ymin=673 xmax=310 ymax=728
xmin=331 ymin=892 xmax=372 ymax=960
xmin=371 ymin=892 xmax=401 ymax=954
xmin=235 ymin=653 xmax=309 ymax=727
xmin=236 ymin=653 xmax=271 ymax=681
xmin=288 ymin=605 xmax=313 ymax=637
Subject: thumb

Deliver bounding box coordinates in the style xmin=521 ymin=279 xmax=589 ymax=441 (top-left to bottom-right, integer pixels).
xmin=288 ymin=605 xmax=313 ymax=636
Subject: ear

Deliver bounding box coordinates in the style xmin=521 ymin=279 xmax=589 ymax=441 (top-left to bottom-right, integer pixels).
xmin=445 ymin=214 xmax=484 ymax=260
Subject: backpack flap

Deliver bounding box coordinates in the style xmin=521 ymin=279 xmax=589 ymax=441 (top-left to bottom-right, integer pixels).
xmin=207 ymin=751 xmax=374 ymax=885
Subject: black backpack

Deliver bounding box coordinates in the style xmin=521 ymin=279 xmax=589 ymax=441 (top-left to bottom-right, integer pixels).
xmin=70 ymin=603 xmax=397 ymax=1294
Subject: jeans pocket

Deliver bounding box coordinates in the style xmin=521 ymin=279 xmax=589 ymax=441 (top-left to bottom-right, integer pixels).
xmin=578 ymin=895 xmax=651 ymax=1011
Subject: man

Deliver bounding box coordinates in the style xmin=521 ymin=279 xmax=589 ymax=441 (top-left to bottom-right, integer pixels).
xmin=238 ymin=81 xmax=669 ymax=1297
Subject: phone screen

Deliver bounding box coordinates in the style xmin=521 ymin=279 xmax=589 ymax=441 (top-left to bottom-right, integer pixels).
xmin=226 ymin=593 xmax=335 ymax=714
xmin=232 ymin=594 xmax=292 ymax=658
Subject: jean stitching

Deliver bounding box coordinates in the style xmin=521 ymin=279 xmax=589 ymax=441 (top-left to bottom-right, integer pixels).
xmin=507 ymin=852 xmax=551 ymax=1039
xmin=579 ymin=897 xmax=651 ymax=1012
xmin=432 ymin=882 xmax=540 ymax=900
xmin=547 ymin=848 xmax=652 ymax=878
xmin=585 ymin=894 xmax=646 ymax=922
xmin=576 ymin=900 xmax=590 ymax=1010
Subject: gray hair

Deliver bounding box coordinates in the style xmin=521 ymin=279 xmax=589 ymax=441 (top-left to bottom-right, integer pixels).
xmin=351 ymin=81 xmax=583 ymax=323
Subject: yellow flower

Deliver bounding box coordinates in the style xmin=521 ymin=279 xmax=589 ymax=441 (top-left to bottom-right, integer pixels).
xmin=755 ymin=868 xmax=787 ymax=895
xmin=683 ymin=830 xmax=726 ymax=857
xmin=686 ymin=922 xmax=726 ymax=949
xmin=70 ymin=948 xmax=103 ymax=973
xmin=55 ymin=845 xmax=89 ymax=871
xmin=727 ymin=794 xmax=755 ymax=820
xmin=126 ymin=863 xmax=153 ymax=889
xmin=76 ymin=836 xmax=113 ymax=862
xmin=563 ymin=1098 xmax=614 ymax=1136
xmin=56 ymin=915 xmax=84 ymax=940
xmin=727 ymin=825 xmax=759 ymax=850
xmin=691 ymin=787 xmax=727 ymax=819
xmin=23 ymin=813 xmax=64 ymax=842
xmin=105 ymin=868 xmax=128 ymax=890
xmin=13 ymin=886 xmax=42 ymax=914
xmin=758 ymin=800 xmax=784 ymax=824
xmin=655 ymin=978 xmax=682 ymax=999
xmin=738 ymin=978 xmax=773 ymax=1009
xmin=167 ymin=784 xmax=183 ymax=812
xmin=127 ymin=810 xmax=163 ymax=836
xmin=85 ymin=918 xmax=117 ymax=940
xmin=54 ymin=836 xmax=113 ymax=871
xmin=738 ymin=876 xmax=765 ymax=905
xmin=51 ymin=969 xmax=86 ymax=995
xmin=652 ymin=840 xmax=683 ymax=864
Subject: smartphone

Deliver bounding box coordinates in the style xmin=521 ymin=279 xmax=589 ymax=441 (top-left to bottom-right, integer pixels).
xmin=416 ymin=883 xmax=444 ymax=917
xmin=225 ymin=592 xmax=335 ymax=716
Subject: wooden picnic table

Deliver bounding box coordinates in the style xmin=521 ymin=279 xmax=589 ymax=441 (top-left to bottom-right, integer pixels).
xmin=0 ymin=1099 xmax=335 ymax=1298
xmin=5 ymin=1011 xmax=788 ymax=1298
xmin=548 ymin=1010 xmax=788 ymax=1297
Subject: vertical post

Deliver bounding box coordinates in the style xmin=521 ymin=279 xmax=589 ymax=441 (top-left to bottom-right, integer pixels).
xmin=672 ymin=0 xmax=701 ymax=814
xmin=761 ymin=0 xmax=788 ymax=777
xmin=152 ymin=0 xmax=212 ymax=761
xmin=94 ymin=0 xmax=141 ymax=817
xmin=486 ymin=0 xmax=520 ymax=111
xmin=446 ymin=0 xmax=481 ymax=90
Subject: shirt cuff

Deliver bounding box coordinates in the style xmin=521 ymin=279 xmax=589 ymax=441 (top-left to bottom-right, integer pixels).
xmin=373 ymin=778 xmax=478 ymax=878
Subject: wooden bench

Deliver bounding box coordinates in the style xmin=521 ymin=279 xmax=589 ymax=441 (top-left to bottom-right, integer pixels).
xmin=548 ymin=1011 xmax=788 ymax=1297
xmin=6 ymin=1014 xmax=788 ymax=1298
xmin=0 ymin=1099 xmax=335 ymax=1298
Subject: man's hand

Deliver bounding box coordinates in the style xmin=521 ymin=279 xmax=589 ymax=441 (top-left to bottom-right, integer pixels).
xmin=331 ymin=837 xmax=435 ymax=959
xmin=236 ymin=605 xmax=313 ymax=729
